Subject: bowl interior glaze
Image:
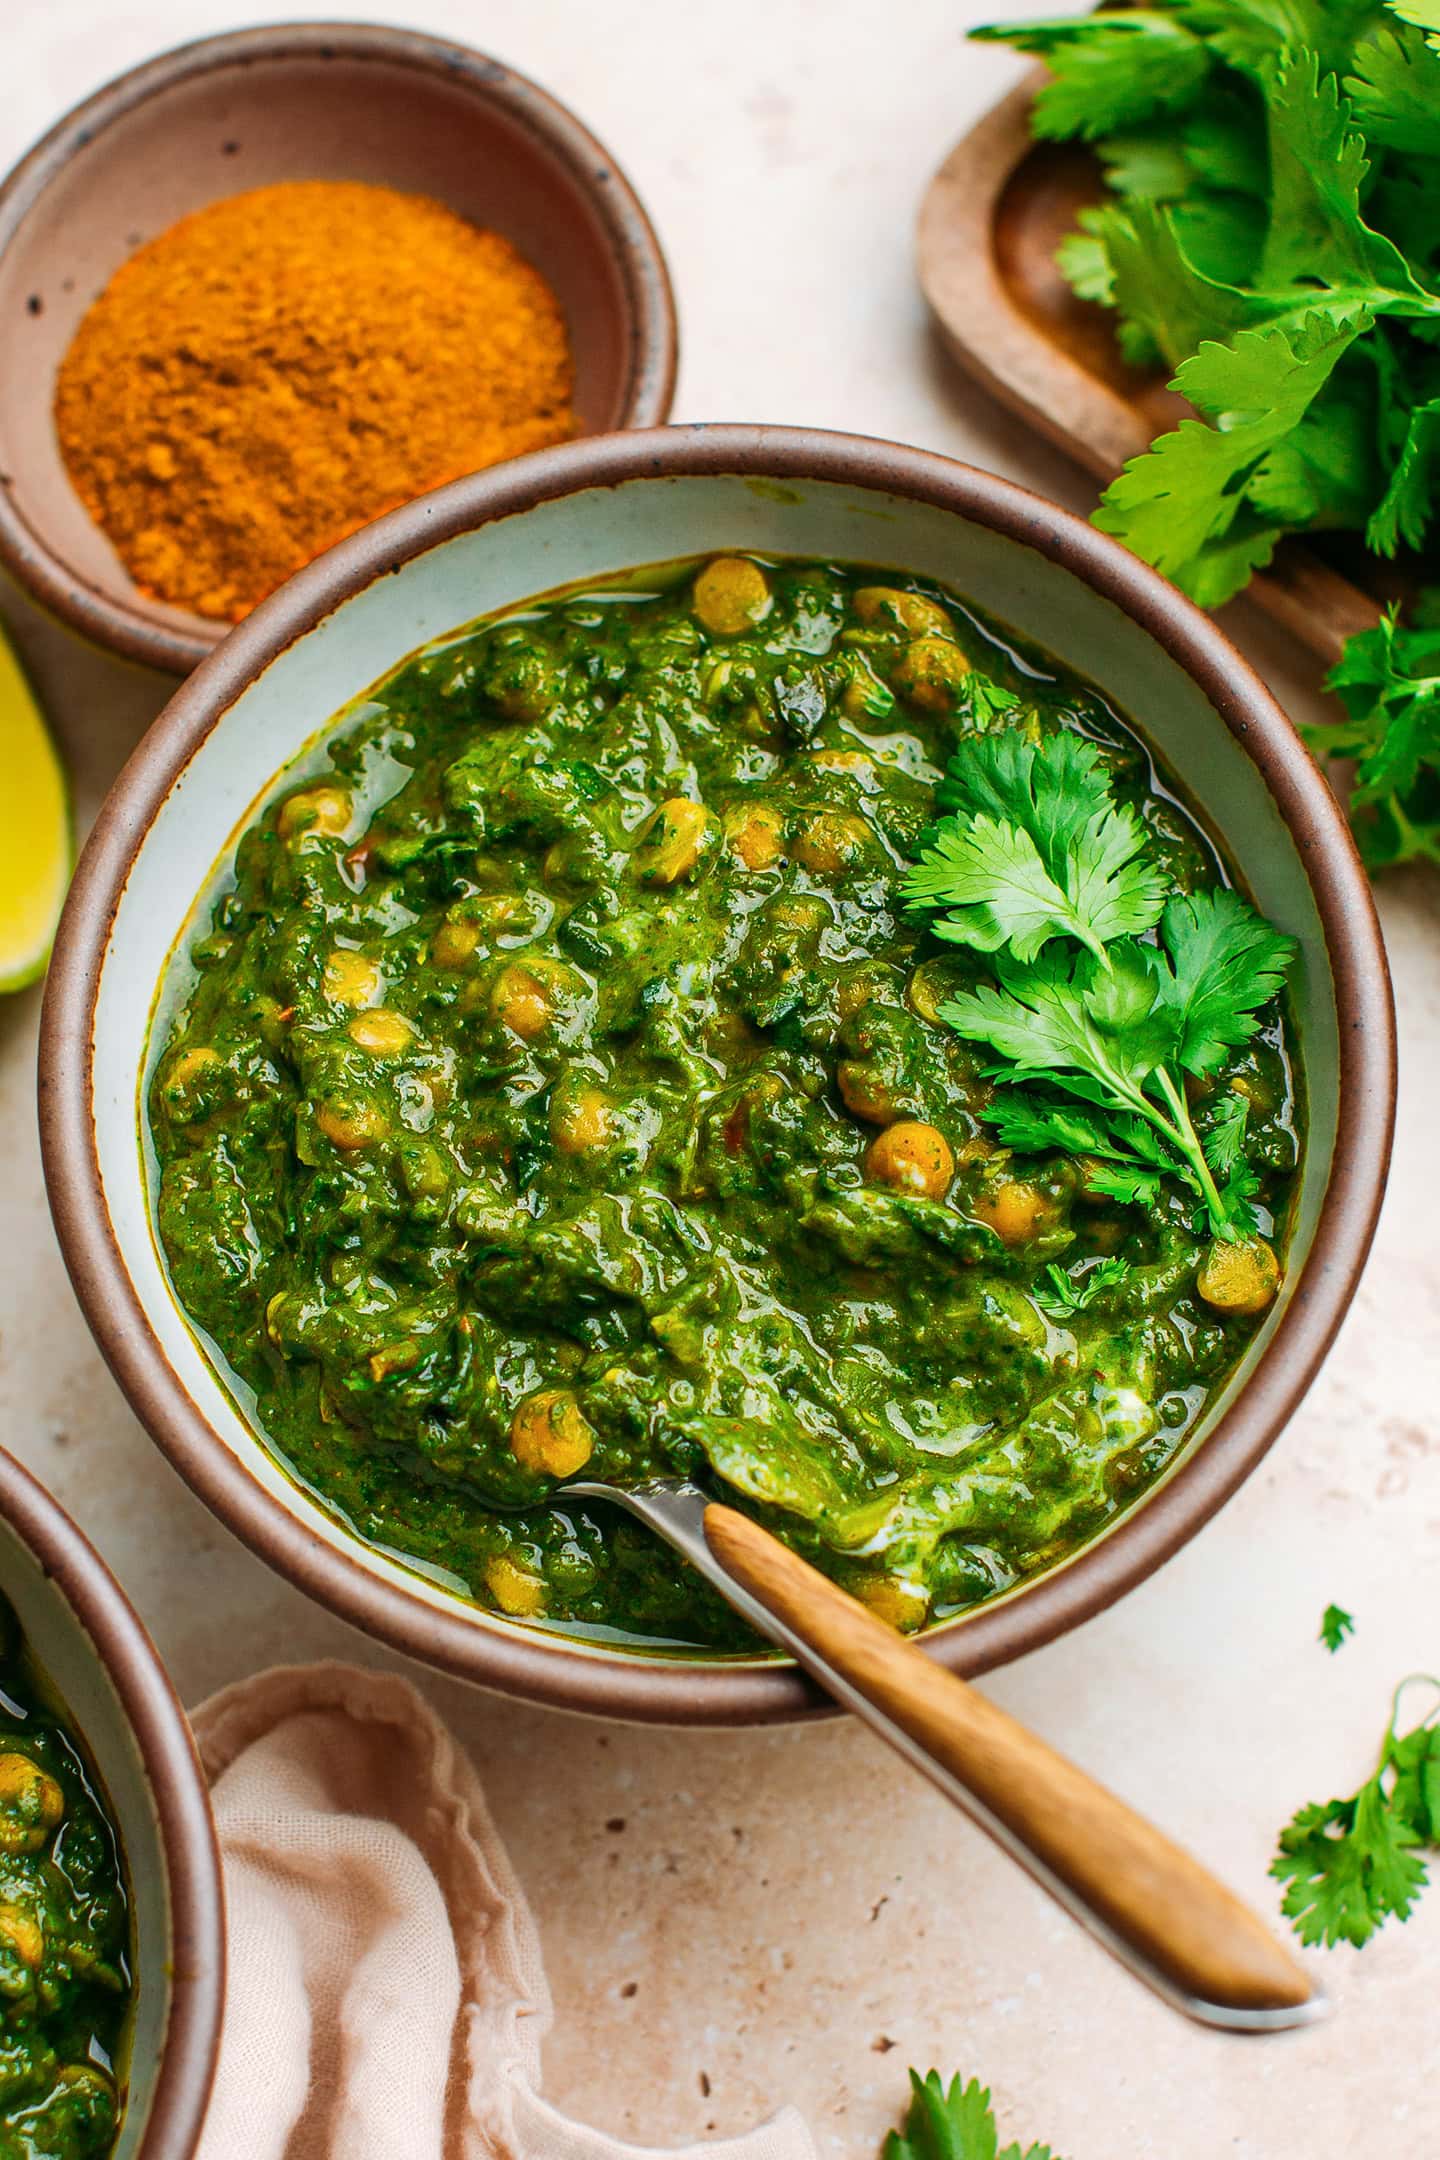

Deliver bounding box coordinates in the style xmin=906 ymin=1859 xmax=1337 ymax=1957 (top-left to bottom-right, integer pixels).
xmin=48 ymin=431 xmax=1392 ymax=1724
xmin=0 ymin=25 xmax=676 ymax=672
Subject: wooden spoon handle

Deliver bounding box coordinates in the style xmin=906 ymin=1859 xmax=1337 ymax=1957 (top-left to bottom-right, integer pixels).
xmin=703 ymin=1502 xmax=1320 ymax=2030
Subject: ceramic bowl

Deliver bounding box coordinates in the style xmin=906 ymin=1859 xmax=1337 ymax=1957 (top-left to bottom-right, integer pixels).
xmin=40 ymin=426 xmax=1395 ymax=1726
xmin=0 ymin=23 xmax=677 ymax=675
xmin=0 ymin=1447 xmax=223 ymax=2155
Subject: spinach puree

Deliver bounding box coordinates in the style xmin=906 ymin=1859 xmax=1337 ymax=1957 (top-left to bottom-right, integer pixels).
xmin=0 ymin=1605 xmax=128 ymax=2158
xmin=150 ymin=559 xmax=1300 ymax=1648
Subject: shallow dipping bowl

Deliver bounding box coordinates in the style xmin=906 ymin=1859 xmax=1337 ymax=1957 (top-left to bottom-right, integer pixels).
xmin=0 ymin=1449 xmax=223 ymax=2155
xmin=0 ymin=22 xmax=677 ymax=674
xmin=41 ymin=426 xmax=1395 ymax=1724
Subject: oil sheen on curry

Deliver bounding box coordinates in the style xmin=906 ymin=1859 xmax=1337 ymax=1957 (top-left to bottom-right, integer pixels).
xmin=149 ymin=559 xmax=1301 ymax=1649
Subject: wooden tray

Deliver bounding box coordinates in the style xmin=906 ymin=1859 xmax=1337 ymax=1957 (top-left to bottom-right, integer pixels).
xmin=917 ymin=78 xmax=1386 ymax=669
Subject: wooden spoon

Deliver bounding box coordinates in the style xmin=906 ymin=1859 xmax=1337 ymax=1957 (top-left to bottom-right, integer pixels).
xmin=563 ymin=1476 xmax=1323 ymax=2034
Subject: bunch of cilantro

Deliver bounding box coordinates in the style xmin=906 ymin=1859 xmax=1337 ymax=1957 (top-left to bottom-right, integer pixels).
xmin=903 ymin=728 xmax=1294 ymax=1241
xmin=971 ymin=0 xmax=1440 ymax=869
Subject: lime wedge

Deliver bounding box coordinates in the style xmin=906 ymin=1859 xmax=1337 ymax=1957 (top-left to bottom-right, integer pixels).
xmin=0 ymin=619 xmax=70 ymax=994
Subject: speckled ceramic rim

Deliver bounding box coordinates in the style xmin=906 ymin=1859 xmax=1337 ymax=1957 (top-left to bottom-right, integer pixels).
xmin=0 ymin=20 xmax=678 ymax=675
xmin=40 ymin=425 xmax=1396 ymax=1726
xmin=0 ymin=1446 xmax=224 ymax=2155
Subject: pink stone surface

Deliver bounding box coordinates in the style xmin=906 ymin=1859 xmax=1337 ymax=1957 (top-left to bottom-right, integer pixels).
xmin=1 ymin=4 xmax=1437 ymax=2154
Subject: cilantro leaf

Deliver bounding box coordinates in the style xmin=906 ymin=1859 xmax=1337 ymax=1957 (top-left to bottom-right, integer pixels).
xmin=904 ymin=734 xmax=1166 ymax=964
xmin=1386 ymin=0 xmax=1440 ymax=54
xmin=1256 ymin=52 xmax=1432 ymax=304
xmin=1320 ymin=1602 xmax=1356 ymax=1652
xmin=1035 ymin=1255 xmax=1133 ymax=1320
xmin=1366 ymin=397 xmax=1440 ymax=555
xmin=1346 ymin=22 xmax=1440 ymax=151
xmin=883 ymin=2069 xmax=1064 ymax=2160
xmin=1309 ymin=610 xmax=1440 ymax=865
xmin=1387 ymin=1722 xmax=1440 ymax=1839
xmin=1272 ymin=1675 xmax=1440 ymax=1948
xmin=1150 ymin=889 xmax=1297 ymax=1077
xmin=1174 ymin=0 xmax=1384 ymax=77
xmin=1090 ymin=196 xmax=1260 ymax=372
xmin=1094 ymin=307 xmax=1371 ymax=605
xmin=969 ymin=14 xmax=1211 ymax=143
xmin=1274 ymin=1790 xmax=1428 ymax=1947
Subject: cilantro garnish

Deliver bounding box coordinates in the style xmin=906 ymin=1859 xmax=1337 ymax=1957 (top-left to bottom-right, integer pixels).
xmin=904 ymin=732 xmax=1294 ymax=1236
xmin=883 ymin=2069 xmax=1063 ymax=2160
xmin=904 ymin=733 xmax=1167 ymax=964
xmin=934 ymin=905 xmax=1291 ymax=1237
xmin=970 ymin=0 xmax=1440 ymax=868
xmin=1272 ymin=1678 xmax=1440 ymax=1947
xmin=1321 ymin=1602 xmax=1356 ymax=1653
xmin=1035 ymin=1254 xmax=1132 ymax=1320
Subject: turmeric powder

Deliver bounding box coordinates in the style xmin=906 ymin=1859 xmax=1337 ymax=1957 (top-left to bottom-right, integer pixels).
xmin=54 ymin=181 xmax=577 ymax=623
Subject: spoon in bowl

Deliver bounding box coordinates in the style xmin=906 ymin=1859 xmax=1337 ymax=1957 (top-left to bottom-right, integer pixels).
xmin=560 ymin=1473 xmax=1323 ymax=2036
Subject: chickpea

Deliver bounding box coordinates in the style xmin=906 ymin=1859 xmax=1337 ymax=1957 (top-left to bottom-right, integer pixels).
xmin=0 ymin=1904 xmax=42 ymax=1969
xmin=837 ymin=1061 xmax=897 ymax=1126
xmin=792 ymin=809 xmax=872 ymax=877
xmin=161 ymin=1045 xmax=222 ymax=1122
xmin=892 ymin=636 xmax=970 ymax=711
xmin=348 ymin=1009 xmax=413 ymax=1057
xmin=490 ymin=964 xmax=552 ymax=1042
xmin=315 ymin=1099 xmax=388 ymax=1151
xmin=853 ymin=587 xmax=957 ymax=640
xmin=725 ymin=803 xmax=785 ymax=871
xmin=553 ymin=1087 xmax=612 ymax=1153
xmin=693 ymin=556 xmax=772 ymax=637
xmin=866 ymin=1121 xmax=954 ymax=1200
xmin=510 ymin=1388 xmax=595 ymax=1477
xmin=1197 ymin=1236 xmax=1280 ymax=1317
xmin=974 ymin=1179 xmax=1052 ymax=1248
xmin=0 ymin=1754 xmax=64 ymax=1855
xmin=835 ymin=966 xmax=900 ymax=1021
xmin=854 ymin=1573 xmax=929 ymax=1633
xmin=323 ymin=949 xmax=380 ymax=1008
xmin=485 ymin=1553 xmax=546 ymax=1618
xmin=907 ymin=960 xmax=960 ymax=1024
xmin=634 ymin=798 xmax=713 ymax=886
xmin=431 ymin=918 xmax=481 ymax=971
xmin=277 ymin=783 xmax=351 ymax=842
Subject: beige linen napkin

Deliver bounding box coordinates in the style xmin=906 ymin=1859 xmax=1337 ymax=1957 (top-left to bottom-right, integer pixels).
xmin=190 ymin=1663 xmax=817 ymax=2160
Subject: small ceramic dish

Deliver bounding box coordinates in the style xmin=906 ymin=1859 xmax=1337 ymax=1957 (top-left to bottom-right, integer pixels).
xmin=0 ymin=22 xmax=677 ymax=675
xmin=0 ymin=1447 xmax=223 ymax=2156
xmin=40 ymin=425 xmax=1395 ymax=1726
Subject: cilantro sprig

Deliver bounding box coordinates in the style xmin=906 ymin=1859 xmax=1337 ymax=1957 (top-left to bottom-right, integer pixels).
xmin=905 ymin=732 xmax=1167 ymax=964
xmin=904 ymin=733 xmax=1295 ymax=1239
xmin=1034 ymin=1253 xmax=1132 ymax=1320
xmin=1320 ymin=1602 xmax=1356 ymax=1653
xmin=883 ymin=2068 xmax=1063 ymax=2160
xmin=971 ymin=0 xmax=1440 ymax=869
xmin=1273 ymin=1677 xmax=1440 ymax=1947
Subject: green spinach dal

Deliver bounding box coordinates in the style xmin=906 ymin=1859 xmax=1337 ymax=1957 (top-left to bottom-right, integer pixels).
xmin=149 ymin=558 xmax=1301 ymax=1648
xmin=0 ymin=1605 xmax=128 ymax=2157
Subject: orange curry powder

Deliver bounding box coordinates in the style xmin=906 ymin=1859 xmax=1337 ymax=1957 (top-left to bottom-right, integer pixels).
xmin=54 ymin=180 xmax=577 ymax=623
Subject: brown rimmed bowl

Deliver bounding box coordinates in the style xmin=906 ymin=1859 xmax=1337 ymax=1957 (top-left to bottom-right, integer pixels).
xmin=0 ymin=21 xmax=677 ymax=675
xmin=0 ymin=1447 xmax=223 ymax=2155
xmin=40 ymin=425 xmax=1395 ymax=1726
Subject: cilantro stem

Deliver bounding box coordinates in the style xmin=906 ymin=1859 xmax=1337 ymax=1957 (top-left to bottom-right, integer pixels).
xmin=1153 ymin=1067 xmax=1231 ymax=1232
xmin=1068 ymin=1047 xmax=1232 ymax=1235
